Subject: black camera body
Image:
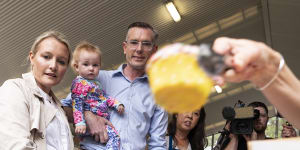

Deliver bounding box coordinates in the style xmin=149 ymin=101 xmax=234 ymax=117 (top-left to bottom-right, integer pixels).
xmin=222 ymin=101 xmax=260 ymax=135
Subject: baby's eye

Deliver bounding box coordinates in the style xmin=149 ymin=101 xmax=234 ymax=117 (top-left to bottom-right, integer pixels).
xmin=43 ymin=55 xmax=50 ymax=59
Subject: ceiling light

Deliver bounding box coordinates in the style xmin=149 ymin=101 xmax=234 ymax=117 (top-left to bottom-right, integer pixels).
xmin=166 ymin=1 xmax=181 ymax=22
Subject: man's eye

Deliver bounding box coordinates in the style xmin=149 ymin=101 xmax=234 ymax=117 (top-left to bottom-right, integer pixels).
xmin=142 ymin=42 xmax=152 ymax=46
xmin=129 ymin=41 xmax=139 ymax=45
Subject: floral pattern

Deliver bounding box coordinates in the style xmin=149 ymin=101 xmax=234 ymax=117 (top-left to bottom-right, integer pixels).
xmin=71 ymin=76 xmax=122 ymax=150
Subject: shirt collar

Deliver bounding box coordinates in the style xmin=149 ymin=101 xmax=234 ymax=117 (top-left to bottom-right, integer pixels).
xmin=112 ymin=64 xmax=148 ymax=80
xmin=22 ymin=72 xmax=61 ymax=105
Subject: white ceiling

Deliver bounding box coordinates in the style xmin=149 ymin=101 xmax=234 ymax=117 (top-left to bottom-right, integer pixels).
xmin=0 ymin=0 xmax=299 ymax=135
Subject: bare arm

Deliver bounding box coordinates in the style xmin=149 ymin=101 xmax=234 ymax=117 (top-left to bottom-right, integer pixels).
xmin=84 ymin=111 xmax=113 ymax=143
xmin=213 ymin=37 xmax=300 ymax=129
xmin=224 ymin=134 xmax=238 ymax=150
xmin=261 ymin=65 xmax=300 ymax=128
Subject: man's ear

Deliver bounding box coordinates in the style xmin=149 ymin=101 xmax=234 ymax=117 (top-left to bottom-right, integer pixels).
xmin=152 ymin=45 xmax=158 ymax=53
xmin=122 ymin=42 xmax=127 ymax=54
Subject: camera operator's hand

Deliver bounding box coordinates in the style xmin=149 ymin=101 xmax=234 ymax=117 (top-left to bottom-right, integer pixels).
xmin=282 ymin=124 xmax=297 ymax=138
xmin=224 ymin=133 xmax=238 ymax=150
xmin=223 ymin=122 xmax=239 ymax=150
xmin=223 ymin=122 xmax=259 ymax=150
xmin=242 ymin=130 xmax=258 ymax=141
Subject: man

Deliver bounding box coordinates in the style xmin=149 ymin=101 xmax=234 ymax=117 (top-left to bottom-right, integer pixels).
xmin=224 ymin=101 xmax=270 ymax=150
xmin=62 ymin=22 xmax=168 ymax=150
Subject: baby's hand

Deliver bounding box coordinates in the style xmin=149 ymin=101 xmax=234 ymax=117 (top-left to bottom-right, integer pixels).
xmin=75 ymin=125 xmax=86 ymax=135
xmin=117 ymin=104 xmax=125 ymax=115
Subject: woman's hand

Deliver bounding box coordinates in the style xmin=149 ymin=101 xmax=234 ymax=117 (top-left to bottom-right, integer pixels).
xmin=212 ymin=37 xmax=282 ymax=88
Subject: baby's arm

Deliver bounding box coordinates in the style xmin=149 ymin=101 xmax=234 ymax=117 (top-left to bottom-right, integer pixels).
xmin=101 ymin=90 xmax=124 ymax=115
xmin=72 ymin=96 xmax=86 ymax=134
xmin=71 ymin=79 xmax=91 ymax=134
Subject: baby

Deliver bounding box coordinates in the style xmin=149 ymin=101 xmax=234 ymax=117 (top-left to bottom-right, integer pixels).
xmin=71 ymin=41 xmax=124 ymax=150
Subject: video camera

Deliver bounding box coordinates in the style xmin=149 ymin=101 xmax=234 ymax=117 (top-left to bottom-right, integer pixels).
xmin=222 ymin=100 xmax=260 ymax=135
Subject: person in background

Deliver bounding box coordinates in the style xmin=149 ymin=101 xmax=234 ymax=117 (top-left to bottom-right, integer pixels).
xmin=70 ymin=41 xmax=124 ymax=150
xmin=212 ymin=37 xmax=300 ymax=129
xmin=0 ymin=31 xmax=74 ymax=150
xmin=166 ymin=107 xmax=206 ymax=150
xmin=224 ymin=101 xmax=271 ymax=150
xmin=281 ymin=122 xmax=297 ymax=138
xmin=62 ymin=22 xmax=168 ymax=150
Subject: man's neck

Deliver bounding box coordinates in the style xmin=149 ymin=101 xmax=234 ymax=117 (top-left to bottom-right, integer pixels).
xmin=123 ymin=65 xmax=145 ymax=81
xmin=257 ymin=132 xmax=266 ymax=140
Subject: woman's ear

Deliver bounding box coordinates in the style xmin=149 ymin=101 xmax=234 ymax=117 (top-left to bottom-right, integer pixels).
xmin=29 ymin=51 xmax=34 ymax=64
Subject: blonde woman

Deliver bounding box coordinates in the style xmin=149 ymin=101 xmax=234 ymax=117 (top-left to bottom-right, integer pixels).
xmin=0 ymin=31 xmax=74 ymax=150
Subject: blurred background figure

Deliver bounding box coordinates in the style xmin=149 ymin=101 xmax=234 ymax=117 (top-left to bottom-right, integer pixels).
xmin=281 ymin=122 xmax=297 ymax=138
xmin=166 ymin=107 xmax=206 ymax=150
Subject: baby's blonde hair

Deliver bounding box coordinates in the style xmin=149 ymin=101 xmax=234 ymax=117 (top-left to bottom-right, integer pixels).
xmin=71 ymin=41 xmax=102 ymax=73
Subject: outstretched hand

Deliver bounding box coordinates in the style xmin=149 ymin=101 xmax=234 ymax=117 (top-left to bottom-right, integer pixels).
xmin=212 ymin=37 xmax=282 ymax=88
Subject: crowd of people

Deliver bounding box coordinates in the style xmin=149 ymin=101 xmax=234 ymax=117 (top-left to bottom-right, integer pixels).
xmin=0 ymin=21 xmax=299 ymax=150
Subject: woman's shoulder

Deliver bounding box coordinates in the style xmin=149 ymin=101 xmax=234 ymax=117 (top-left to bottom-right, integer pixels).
xmin=1 ymin=77 xmax=26 ymax=90
xmin=1 ymin=72 xmax=36 ymax=90
xmin=0 ymin=77 xmax=29 ymax=103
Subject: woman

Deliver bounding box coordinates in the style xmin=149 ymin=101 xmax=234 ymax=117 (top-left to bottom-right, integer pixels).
xmin=167 ymin=107 xmax=206 ymax=150
xmin=0 ymin=31 xmax=74 ymax=149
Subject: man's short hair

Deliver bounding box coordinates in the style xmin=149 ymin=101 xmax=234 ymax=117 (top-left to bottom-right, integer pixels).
xmin=126 ymin=22 xmax=158 ymax=44
xmin=248 ymin=101 xmax=268 ymax=115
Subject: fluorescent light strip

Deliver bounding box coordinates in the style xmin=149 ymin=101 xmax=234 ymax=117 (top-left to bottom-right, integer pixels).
xmin=166 ymin=2 xmax=181 ymax=22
